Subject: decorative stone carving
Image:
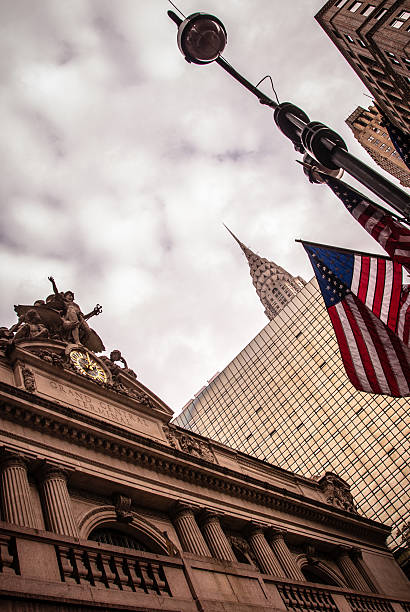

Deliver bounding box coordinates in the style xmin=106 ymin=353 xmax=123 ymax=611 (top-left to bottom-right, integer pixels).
xmin=228 ymin=535 xmax=256 ymax=565
xmin=318 ymin=472 xmax=357 ymax=513
xmin=14 ymin=309 xmax=49 ymax=342
xmin=398 ymin=520 xmax=410 ymax=546
xmin=163 ymin=427 xmax=215 ymax=462
xmin=32 ymin=349 xmax=66 ymax=368
xmin=21 ymin=366 xmax=36 ymax=392
xmin=113 ymin=494 xmax=133 ymax=523
xmin=0 ymin=327 xmax=14 ymax=348
xmin=11 ymin=276 xmax=104 ymax=353
xmin=162 ymin=531 xmax=180 ymax=557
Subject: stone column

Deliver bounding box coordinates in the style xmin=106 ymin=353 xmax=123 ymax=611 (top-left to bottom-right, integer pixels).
xmin=38 ymin=465 xmax=78 ymax=537
xmin=199 ymin=511 xmax=236 ymax=562
xmin=246 ymin=523 xmax=285 ymax=577
xmin=171 ymin=502 xmax=211 ymax=557
xmin=350 ymin=548 xmax=379 ymax=593
xmin=267 ymin=529 xmax=305 ymax=581
xmin=0 ymin=454 xmax=36 ymax=528
xmin=337 ymin=546 xmax=371 ymax=592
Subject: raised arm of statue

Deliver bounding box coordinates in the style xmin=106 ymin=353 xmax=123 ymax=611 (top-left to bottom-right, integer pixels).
xmin=83 ymin=304 xmax=103 ymax=320
xmin=48 ymin=276 xmax=59 ymax=296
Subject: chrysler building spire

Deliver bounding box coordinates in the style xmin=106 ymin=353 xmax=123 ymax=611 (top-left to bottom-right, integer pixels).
xmin=225 ymin=226 xmax=306 ymax=320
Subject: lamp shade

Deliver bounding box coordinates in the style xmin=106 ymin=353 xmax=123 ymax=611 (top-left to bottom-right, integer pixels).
xmin=177 ymin=13 xmax=227 ymax=64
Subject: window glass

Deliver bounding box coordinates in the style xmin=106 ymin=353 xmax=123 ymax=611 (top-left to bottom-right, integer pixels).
xmin=350 ymin=1 xmax=362 ymax=12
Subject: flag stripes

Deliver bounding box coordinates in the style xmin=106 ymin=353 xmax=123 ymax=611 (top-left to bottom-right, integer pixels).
xmin=331 ymin=294 xmax=410 ymax=397
xmin=322 ymin=175 xmax=410 ymax=272
xmin=350 ymin=254 xmax=403 ymax=334
xmin=303 ymin=241 xmax=410 ymax=397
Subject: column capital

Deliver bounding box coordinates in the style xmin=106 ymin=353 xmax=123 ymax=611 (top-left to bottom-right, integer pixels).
xmin=349 ymin=546 xmax=363 ymax=560
xmin=244 ymin=521 xmax=267 ymax=537
xmin=0 ymin=453 xmax=29 ymax=471
xmin=36 ymin=463 xmax=70 ymax=482
xmin=336 ymin=544 xmax=353 ymax=557
xmin=266 ymin=527 xmax=287 ymax=541
xmin=197 ymin=509 xmax=222 ymax=527
xmin=170 ymin=501 xmax=197 ymax=520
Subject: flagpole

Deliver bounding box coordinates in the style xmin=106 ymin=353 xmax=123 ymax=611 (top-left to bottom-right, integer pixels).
xmin=168 ymin=11 xmax=410 ymax=219
xmin=295 ymin=239 xmax=396 ymax=261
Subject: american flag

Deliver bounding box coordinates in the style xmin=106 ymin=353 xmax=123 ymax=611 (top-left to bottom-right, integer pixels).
xmin=322 ymin=175 xmax=410 ymax=273
xmin=380 ymin=113 xmax=410 ymax=170
xmin=303 ymin=242 xmax=410 ymax=397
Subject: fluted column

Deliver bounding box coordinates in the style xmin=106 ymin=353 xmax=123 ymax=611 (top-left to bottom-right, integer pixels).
xmin=38 ymin=465 xmax=78 ymax=537
xmin=350 ymin=548 xmax=379 ymax=592
xmin=0 ymin=454 xmax=36 ymax=528
xmin=199 ymin=511 xmax=236 ymax=562
xmin=171 ymin=503 xmax=211 ymax=556
xmin=246 ymin=523 xmax=285 ymax=577
xmin=337 ymin=546 xmax=371 ymax=592
xmin=267 ymin=529 xmax=305 ymax=581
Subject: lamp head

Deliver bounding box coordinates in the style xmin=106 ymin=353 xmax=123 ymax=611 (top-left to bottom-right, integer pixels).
xmin=177 ymin=13 xmax=227 ymax=64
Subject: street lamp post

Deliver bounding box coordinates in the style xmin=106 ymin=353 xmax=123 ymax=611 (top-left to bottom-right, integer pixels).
xmin=168 ymin=11 xmax=410 ymax=220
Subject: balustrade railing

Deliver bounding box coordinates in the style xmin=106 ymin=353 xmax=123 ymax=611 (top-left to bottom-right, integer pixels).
xmin=56 ymin=543 xmax=171 ymax=596
xmin=277 ymin=582 xmax=338 ymax=612
xmin=346 ymin=594 xmax=395 ymax=612
xmin=0 ymin=525 xmax=408 ymax=612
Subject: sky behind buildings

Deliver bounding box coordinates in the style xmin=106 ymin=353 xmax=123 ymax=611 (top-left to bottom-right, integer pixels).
xmin=0 ymin=0 xmax=404 ymax=412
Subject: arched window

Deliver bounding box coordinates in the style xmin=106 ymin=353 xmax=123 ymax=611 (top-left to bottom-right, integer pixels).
xmin=89 ymin=526 xmax=150 ymax=552
xmin=301 ymin=564 xmax=339 ymax=586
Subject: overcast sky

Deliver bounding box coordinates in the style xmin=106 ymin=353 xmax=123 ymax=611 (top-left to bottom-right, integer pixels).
xmin=1 ymin=0 xmax=404 ymax=414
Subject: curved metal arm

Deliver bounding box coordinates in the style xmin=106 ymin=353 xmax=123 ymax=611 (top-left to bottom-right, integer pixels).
xmin=168 ymin=10 xmax=410 ymax=218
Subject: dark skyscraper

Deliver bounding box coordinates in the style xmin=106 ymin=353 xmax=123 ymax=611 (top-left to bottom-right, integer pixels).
xmin=315 ymin=1 xmax=410 ymax=132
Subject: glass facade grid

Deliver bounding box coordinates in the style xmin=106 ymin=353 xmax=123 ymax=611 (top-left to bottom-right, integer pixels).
xmin=173 ymin=279 xmax=409 ymax=551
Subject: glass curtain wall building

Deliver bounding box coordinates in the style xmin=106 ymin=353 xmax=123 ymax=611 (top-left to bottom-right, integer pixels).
xmin=173 ymin=279 xmax=409 ymax=552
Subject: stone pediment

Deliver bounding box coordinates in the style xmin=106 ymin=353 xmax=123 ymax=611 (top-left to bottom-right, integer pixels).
xmin=1 ymin=277 xmax=173 ymax=422
xmin=5 ymin=340 xmax=173 ymax=423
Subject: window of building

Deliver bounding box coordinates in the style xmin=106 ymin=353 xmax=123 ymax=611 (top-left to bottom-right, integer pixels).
xmin=89 ymin=527 xmax=150 ymax=551
xmin=357 ymin=38 xmax=366 ymax=47
xmin=362 ymin=5 xmax=375 ymax=17
xmin=349 ymin=2 xmax=363 ymax=12
xmin=336 ymin=0 xmax=349 ymax=6
xmin=399 ymin=11 xmax=410 ymax=20
xmin=391 ymin=19 xmax=403 ymax=28
xmin=375 ymin=8 xmax=387 ymax=20
xmin=345 ymin=34 xmax=354 ymax=43
xmin=386 ymin=146 xmax=391 ymax=152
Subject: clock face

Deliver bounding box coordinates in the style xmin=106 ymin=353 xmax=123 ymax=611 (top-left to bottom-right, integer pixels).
xmin=70 ymin=350 xmax=107 ymax=383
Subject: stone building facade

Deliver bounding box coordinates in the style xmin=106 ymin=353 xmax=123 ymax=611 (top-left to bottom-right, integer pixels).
xmin=315 ymin=0 xmax=410 ymax=133
xmin=346 ymin=105 xmax=410 ymax=187
xmin=0 ymin=281 xmax=409 ymax=610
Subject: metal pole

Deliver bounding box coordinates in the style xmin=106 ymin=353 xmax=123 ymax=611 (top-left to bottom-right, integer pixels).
xmin=168 ymin=11 xmax=410 ymax=217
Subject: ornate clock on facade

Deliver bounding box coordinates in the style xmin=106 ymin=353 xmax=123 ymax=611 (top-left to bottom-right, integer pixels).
xmin=69 ymin=349 xmax=108 ymax=383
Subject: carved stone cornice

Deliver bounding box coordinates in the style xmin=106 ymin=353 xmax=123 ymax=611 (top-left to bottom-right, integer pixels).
xmin=163 ymin=426 xmax=215 ymax=463
xmin=0 ymin=382 xmax=390 ymax=544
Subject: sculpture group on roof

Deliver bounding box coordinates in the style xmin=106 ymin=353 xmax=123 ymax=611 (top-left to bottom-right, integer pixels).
xmin=0 ymin=276 xmax=104 ymax=353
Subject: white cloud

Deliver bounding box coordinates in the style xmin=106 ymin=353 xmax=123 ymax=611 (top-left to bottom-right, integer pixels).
xmin=0 ymin=0 xmax=402 ymax=413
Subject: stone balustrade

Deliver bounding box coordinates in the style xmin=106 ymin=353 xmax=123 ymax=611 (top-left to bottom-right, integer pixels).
xmin=0 ymin=525 xmax=409 ymax=612
xmin=56 ymin=543 xmax=171 ymax=595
